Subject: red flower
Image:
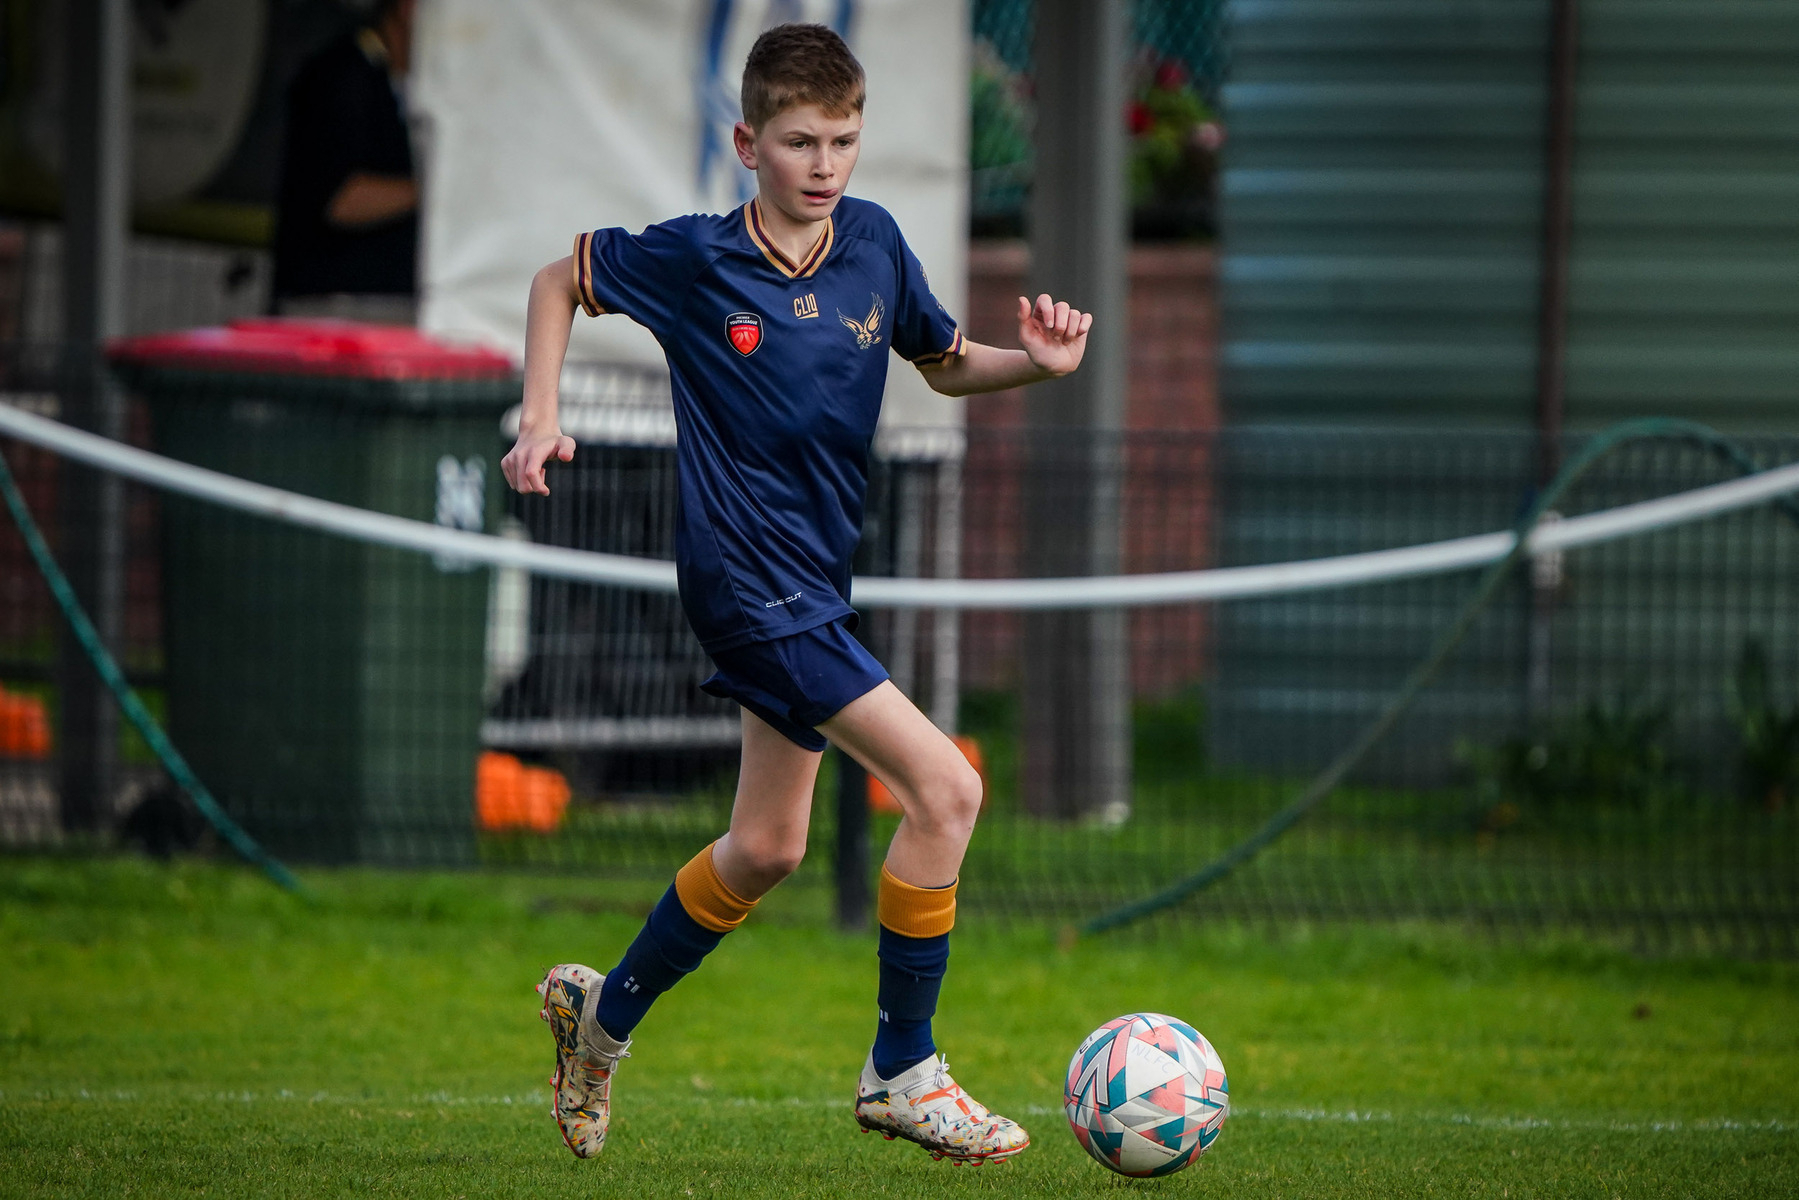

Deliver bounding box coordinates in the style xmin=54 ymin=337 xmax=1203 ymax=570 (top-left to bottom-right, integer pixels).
xmin=1153 ymin=60 xmax=1188 ymax=92
xmin=1127 ymin=100 xmax=1154 ymax=135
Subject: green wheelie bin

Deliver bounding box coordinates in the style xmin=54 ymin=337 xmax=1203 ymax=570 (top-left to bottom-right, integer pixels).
xmin=110 ymin=319 xmax=518 ymax=865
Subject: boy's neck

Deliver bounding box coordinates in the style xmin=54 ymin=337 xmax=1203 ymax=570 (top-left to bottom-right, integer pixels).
xmin=752 ymin=194 xmax=831 ymax=267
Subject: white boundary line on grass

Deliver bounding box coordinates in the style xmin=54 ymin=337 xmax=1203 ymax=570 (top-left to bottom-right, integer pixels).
xmin=5 ymin=403 xmax=1799 ymax=610
xmin=2 ymin=1088 xmax=1788 ymax=1133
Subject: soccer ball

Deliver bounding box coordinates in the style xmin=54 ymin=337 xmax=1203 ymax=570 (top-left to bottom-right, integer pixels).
xmin=1064 ymin=1012 xmax=1229 ymax=1177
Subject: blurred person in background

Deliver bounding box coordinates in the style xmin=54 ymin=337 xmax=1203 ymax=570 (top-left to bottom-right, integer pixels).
xmin=272 ymin=0 xmax=419 ymax=324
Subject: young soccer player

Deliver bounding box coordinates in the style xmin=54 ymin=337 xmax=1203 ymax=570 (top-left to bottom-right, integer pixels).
xmin=501 ymin=23 xmax=1091 ymax=1164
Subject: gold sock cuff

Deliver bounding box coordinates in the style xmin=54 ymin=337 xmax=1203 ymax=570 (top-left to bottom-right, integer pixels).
xmin=877 ymin=864 xmax=957 ymax=938
xmin=674 ymin=841 xmax=756 ymax=934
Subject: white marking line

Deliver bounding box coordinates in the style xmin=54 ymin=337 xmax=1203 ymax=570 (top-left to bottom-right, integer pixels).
xmin=5 ymin=403 xmax=1798 ymax=610
xmin=2 ymin=1089 xmax=1787 ymax=1133
xmin=0 ymin=1089 xmax=550 ymax=1107
xmin=1027 ymin=1104 xmax=1792 ymax=1134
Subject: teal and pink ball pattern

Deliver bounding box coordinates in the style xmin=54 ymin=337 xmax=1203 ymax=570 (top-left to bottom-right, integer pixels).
xmin=1063 ymin=1013 xmax=1229 ymax=1177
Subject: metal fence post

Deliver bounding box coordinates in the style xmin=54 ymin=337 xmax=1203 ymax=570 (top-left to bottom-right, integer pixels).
xmin=57 ymin=0 xmax=132 ymax=833
xmin=1021 ymin=0 xmax=1132 ymax=820
xmin=1527 ymin=0 xmax=1580 ymax=722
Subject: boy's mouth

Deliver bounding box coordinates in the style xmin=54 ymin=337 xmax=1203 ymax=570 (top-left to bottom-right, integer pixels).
xmin=801 ymin=188 xmax=840 ymax=203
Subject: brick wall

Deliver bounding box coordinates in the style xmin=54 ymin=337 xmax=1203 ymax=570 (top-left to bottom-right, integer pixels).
xmin=961 ymin=241 xmax=1219 ymax=432
xmin=957 ymin=242 xmax=1219 ymax=697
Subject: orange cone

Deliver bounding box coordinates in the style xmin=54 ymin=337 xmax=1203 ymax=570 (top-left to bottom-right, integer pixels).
xmin=0 ymin=685 xmax=50 ymax=759
xmin=476 ymin=751 xmax=571 ymax=832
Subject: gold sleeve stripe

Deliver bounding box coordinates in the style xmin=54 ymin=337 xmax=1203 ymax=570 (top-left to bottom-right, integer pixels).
xmin=673 ymin=839 xmax=757 ymax=933
xmin=877 ymin=864 xmax=957 ymax=938
xmin=911 ymin=329 xmax=966 ymax=368
xmin=572 ymin=232 xmax=604 ymax=317
xmin=354 ymin=27 xmax=389 ymax=67
xmin=571 ymin=233 xmax=588 ymax=313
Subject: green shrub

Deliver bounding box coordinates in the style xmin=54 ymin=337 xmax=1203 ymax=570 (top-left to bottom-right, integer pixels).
xmin=1725 ymin=637 xmax=1799 ymax=812
xmin=1457 ymin=694 xmax=1684 ymax=820
xmin=1133 ymin=687 xmax=1207 ymax=786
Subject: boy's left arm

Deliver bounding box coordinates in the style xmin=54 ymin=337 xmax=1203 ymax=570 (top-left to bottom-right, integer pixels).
xmin=921 ymin=294 xmax=1092 ymax=398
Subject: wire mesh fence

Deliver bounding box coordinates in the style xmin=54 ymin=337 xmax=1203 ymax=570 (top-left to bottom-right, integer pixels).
xmin=0 ymin=222 xmax=272 ymax=344
xmin=2 ymin=353 xmax=1798 ymax=953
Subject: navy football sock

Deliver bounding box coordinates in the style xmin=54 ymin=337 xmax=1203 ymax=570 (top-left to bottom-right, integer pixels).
xmin=872 ymin=925 xmax=949 ymax=1080
xmin=594 ymin=882 xmax=725 ymax=1041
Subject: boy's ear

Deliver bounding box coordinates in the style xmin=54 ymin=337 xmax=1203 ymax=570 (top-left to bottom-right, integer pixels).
xmin=732 ymin=122 xmax=759 ymax=170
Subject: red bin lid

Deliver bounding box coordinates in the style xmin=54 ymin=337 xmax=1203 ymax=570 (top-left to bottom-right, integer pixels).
xmin=108 ymin=319 xmax=515 ymax=381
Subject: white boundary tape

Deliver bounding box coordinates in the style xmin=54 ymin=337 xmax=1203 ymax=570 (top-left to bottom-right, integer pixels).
xmin=5 ymin=402 xmax=1798 ymax=611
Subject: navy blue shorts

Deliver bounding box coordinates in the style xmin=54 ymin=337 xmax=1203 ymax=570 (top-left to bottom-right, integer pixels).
xmin=700 ymin=620 xmax=889 ymax=751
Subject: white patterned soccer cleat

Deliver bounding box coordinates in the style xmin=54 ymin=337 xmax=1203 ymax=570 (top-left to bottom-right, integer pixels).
xmin=854 ymin=1054 xmax=1030 ymax=1164
xmin=536 ymin=963 xmax=631 ymax=1158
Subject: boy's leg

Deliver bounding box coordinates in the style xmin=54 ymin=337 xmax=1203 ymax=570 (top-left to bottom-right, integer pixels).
xmin=824 ymin=683 xmax=972 ymax=1076
xmin=593 ymin=711 xmax=822 ymax=1039
xmin=823 ymin=682 xmax=1029 ymax=1163
xmin=540 ymin=709 xmax=821 ymax=1158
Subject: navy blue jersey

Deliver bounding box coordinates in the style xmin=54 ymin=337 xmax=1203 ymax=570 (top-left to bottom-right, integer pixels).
xmin=573 ymin=196 xmax=963 ymax=653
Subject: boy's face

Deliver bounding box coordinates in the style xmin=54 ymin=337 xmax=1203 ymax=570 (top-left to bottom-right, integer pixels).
xmin=734 ymin=104 xmax=863 ymax=226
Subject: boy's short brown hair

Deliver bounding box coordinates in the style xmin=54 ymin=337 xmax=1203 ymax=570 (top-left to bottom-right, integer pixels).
xmin=740 ymin=23 xmax=866 ymax=131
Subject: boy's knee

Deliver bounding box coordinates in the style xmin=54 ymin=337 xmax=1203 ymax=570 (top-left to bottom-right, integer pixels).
xmin=736 ymin=831 xmax=807 ymax=885
xmin=946 ymin=759 xmax=983 ymax=825
xmin=902 ymin=757 xmax=982 ymax=838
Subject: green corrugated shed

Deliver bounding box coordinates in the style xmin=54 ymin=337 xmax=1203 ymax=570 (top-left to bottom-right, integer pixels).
xmin=1567 ymin=2 xmax=1799 ymax=428
xmin=1221 ymin=0 xmax=1550 ymax=423
xmin=1220 ymin=0 xmax=1799 ymax=430
xmin=1211 ymin=0 xmax=1799 ymax=784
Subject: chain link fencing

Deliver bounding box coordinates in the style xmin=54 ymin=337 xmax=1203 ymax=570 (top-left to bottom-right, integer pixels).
xmin=3 ymin=351 xmax=1797 ymax=954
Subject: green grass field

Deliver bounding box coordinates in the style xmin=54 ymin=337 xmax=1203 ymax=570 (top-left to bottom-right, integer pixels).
xmin=3 ymin=856 xmax=1796 ymax=1198
xmin=476 ymin=691 xmax=1799 ymax=950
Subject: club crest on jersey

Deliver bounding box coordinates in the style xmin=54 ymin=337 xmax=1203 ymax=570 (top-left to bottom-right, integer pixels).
xmin=838 ymin=293 xmax=885 ymax=350
xmin=726 ymin=312 xmax=762 ymax=356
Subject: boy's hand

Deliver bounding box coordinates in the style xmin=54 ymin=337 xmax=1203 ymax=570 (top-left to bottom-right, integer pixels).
xmin=502 ymin=430 xmax=577 ymax=495
xmin=1017 ymin=293 xmax=1092 ymax=378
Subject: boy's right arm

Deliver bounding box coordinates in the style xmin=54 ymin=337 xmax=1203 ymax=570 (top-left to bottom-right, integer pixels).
xmin=501 ymin=256 xmax=583 ymax=495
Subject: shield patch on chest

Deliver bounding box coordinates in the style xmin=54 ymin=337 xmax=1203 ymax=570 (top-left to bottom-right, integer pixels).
xmin=726 ymin=312 xmax=762 ymax=356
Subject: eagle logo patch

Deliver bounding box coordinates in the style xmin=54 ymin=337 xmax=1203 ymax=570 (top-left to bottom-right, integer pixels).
xmin=838 ymin=294 xmax=885 ymax=350
xmin=726 ymin=312 xmax=762 ymax=356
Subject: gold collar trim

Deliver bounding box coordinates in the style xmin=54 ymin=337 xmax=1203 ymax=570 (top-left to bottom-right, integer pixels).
xmin=743 ymin=199 xmax=834 ymax=280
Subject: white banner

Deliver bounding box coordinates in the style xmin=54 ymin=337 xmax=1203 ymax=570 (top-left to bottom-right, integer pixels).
xmin=412 ymin=0 xmax=969 ymax=430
